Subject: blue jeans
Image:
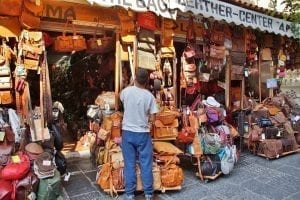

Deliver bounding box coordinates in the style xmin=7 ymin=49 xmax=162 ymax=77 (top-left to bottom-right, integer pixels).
xmin=121 ymin=130 xmax=153 ymax=196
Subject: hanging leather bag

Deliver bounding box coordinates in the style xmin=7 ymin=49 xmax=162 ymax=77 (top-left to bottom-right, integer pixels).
xmin=15 ymin=171 xmax=39 ymax=200
xmin=0 ymin=0 xmax=22 ymax=16
xmin=153 ymin=119 xmax=178 ymax=139
xmin=24 ymin=0 xmax=44 ymax=16
xmin=0 ymin=130 xmax=14 ymax=166
xmin=186 ymin=16 xmax=196 ymax=43
xmin=19 ymin=9 xmax=41 ymax=29
xmin=137 ymin=11 xmax=157 ymax=31
xmin=54 ymin=20 xmax=87 ymax=52
xmin=87 ymin=27 xmax=114 ymax=54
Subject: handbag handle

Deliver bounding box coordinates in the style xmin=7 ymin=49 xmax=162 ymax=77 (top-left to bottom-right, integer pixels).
xmin=93 ymin=23 xmax=105 ymax=39
xmin=62 ymin=20 xmax=77 ymax=37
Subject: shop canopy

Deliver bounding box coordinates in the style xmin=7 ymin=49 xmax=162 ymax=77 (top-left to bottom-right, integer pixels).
xmin=86 ymin=0 xmax=294 ymax=38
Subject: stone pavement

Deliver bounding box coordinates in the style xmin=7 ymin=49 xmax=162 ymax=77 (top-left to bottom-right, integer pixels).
xmin=62 ymin=151 xmax=300 ymax=200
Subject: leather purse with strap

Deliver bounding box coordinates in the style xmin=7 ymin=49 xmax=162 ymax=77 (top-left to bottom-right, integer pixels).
xmin=54 ymin=20 xmax=87 ymax=52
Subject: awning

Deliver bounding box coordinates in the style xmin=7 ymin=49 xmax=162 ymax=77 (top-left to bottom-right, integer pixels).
xmin=0 ymin=17 xmax=21 ymax=38
xmin=86 ymin=0 xmax=177 ymax=19
xmin=86 ymin=0 xmax=295 ymax=38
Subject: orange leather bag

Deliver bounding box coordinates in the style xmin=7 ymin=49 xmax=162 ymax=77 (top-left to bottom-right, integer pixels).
xmin=153 ymin=119 xmax=178 ymax=139
xmin=0 ymin=91 xmax=13 ymax=105
xmin=160 ymin=164 xmax=183 ymax=187
xmin=24 ymin=0 xmax=44 ymax=16
xmin=136 ymin=163 xmax=161 ymax=191
xmin=97 ymin=163 xmax=111 ymax=190
xmin=0 ymin=0 xmax=22 ymax=16
xmin=54 ymin=20 xmax=87 ymax=52
xmin=87 ymin=27 xmax=115 ymax=54
xmin=137 ymin=11 xmax=157 ymax=31
xmin=110 ymin=112 xmax=122 ymax=140
xmin=19 ymin=10 xmax=41 ymax=29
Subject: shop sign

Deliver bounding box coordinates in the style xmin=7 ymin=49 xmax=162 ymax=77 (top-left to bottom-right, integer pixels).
xmin=168 ymin=0 xmax=294 ymax=37
xmin=42 ymin=0 xmax=119 ymax=24
xmin=86 ymin=0 xmax=177 ymax=19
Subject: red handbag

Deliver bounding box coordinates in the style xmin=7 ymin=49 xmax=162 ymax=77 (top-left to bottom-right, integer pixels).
xmin=0 ymin=180 xmax=13 ymax=200
xmin=0 ymin=152 xmax=30 ymax=180
xmin=177 ymin=127 xmax=196 ymax=143
xmin=137 ymin=11 xmax=157 ymax=31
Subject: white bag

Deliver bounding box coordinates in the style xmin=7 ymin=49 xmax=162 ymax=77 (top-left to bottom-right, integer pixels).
xmin=221 ymin=146 xmax=235 ymax=175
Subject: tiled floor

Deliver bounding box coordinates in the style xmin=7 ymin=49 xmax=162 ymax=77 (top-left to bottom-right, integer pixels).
xmin=62 ymin=150 xmax=300 ymax=200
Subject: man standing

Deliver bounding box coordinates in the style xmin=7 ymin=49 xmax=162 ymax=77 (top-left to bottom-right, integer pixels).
xmin=120 ymin=68 xmax=159 ymax=200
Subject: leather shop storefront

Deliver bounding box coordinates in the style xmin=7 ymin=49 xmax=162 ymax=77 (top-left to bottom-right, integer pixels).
xmin=0 ymin=0 xmax=299 ymax=198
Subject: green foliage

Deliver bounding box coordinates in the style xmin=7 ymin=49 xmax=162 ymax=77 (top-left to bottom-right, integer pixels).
xmin=281 ymin=0 xmax=300 ymax=39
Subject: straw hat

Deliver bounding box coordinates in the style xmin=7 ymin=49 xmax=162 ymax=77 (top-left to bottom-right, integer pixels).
xmin=25 ymin=143 xmax=44 ymax=158
xmin=202 ymin=96 xmax=221 ymax=107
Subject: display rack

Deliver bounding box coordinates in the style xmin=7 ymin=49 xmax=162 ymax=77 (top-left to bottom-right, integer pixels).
xmin=257 ymin=145 xmax=300 ymax=159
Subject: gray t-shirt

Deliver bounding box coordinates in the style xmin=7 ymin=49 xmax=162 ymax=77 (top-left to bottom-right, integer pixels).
xmin=120 ymin=85 xmax=158 ymax=132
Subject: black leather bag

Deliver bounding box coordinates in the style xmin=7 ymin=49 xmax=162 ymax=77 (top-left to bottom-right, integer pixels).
xmin=200 ymin=155 xmax=218 ymax=176
xmin=265 ymin=127 xmax=279 ymax=139
xmin=257 ymin=117 xmax=273 ymax=128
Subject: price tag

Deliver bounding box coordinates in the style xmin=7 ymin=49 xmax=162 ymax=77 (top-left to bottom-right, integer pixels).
xmin=97 ymin=39 xmax=102 ymax=46
xmin=43 ymin=160 xmax=51 ymax=166
xmin=261 ymin=133 xmax=265 ymax=140
xmin=12 ymin=155 xmax=21 ymax=163
xmin=0 ymin=131 xmax=5 ymax=141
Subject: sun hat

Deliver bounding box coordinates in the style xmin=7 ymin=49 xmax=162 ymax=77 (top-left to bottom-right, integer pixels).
xmin=202 ymin=96 xmax=221 ymax=107
xmin=25 ymin=142 xmax=44 ymax=160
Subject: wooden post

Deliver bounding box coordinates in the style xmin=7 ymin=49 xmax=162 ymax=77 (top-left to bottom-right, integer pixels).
xmin=225 ymin=54 xmax=231 ymax=109
xmin=115 ymin=30 xmax=120 ymax=110
xmin=258 ymin=51 xmax=262 ymax=103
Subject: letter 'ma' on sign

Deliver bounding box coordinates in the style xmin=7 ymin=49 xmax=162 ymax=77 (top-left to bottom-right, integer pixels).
xmin=46 ymin=5 xmax=62 ymax=19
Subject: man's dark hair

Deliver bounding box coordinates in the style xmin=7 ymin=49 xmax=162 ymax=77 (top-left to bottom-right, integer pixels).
xmin=135 ymin=67 xmax=149 ymax=85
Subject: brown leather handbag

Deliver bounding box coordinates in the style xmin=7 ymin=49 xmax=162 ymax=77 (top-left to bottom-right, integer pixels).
xmin=0 ymin=91 xmax=13 ymax=105
xmin=24 ymin=0 xmax=44 ymax=16
xmin=153 ymin=119 xmax=178 ymax=139
xmin=54 ymin=20 xmax=87 ymax=52
xmin=160 ymin=164 xmax=183 ymax=187
xmin=110 ymin=112 xmax=122 ymax=140
xmin=0 ymin=127 xmax=15 ymax=165
xmin=137 ymin=11 xmax=157 ymax=31
xmin=87 ymin=27 xmax=115 ymax=54
xmin=19 ymin=10 xmax=41 ymax=29
xmin=15 ymin=172 xmax=39 ymax=200
xmin=136 ymin=163 xmax=161 ymax=191
xmin=97 ymin=163 xmax=111 ymax=190
xmin=0 ymin=0 xmax=22 ymax=16
xmin=259 ymin=139 xmax=283 ymax=158
xmin=112 ymin=168 xmax=124 ymax=190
